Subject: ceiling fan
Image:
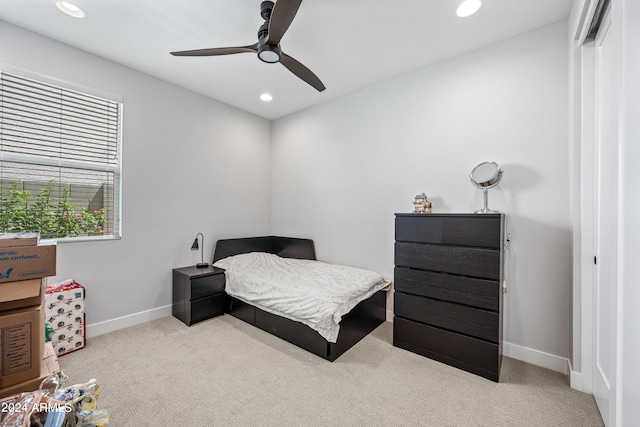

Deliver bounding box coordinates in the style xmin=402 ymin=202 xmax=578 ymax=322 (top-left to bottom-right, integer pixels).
xmin=170 ymin=0 xmax=325 ymax=92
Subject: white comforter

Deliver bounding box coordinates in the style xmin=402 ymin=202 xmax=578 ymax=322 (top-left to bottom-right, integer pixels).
xmin=213 ymin=252 xmax=390 ymax=343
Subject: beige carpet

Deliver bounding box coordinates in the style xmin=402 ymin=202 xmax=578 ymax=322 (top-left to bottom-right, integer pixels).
xmin=57 ymin=315 xmax=603 ymax=426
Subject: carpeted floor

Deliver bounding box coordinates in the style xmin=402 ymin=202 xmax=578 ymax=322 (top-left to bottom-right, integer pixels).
xmin=57 ymin=315 xmax=603 ymax=426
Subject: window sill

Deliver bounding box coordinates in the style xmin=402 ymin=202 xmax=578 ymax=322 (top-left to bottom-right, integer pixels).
xmin=43 ymin=235 xmax=122 ymax=244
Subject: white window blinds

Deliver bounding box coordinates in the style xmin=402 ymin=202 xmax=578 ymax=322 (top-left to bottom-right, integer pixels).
xmin=0 ymin=71 xmax=122 ymax=239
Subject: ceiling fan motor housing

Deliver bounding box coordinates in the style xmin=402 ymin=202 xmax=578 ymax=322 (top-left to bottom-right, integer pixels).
xmin=258 ymin=22 xmax=269 ymax=41
xmin=260 ymin=1 xmax=274 ymax=21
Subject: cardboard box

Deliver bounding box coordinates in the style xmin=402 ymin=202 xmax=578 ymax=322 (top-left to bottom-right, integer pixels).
xmin=0 ymin=306 xmax=44 ymax=388
xmin=0 ymin=234 xmax=39 ymax=249
xmin=0 ymin=278 xmax=45 ymax=312
xmin=0 ymin=342 xmax=59 ymax=399
xmin=0 ymin=244 xmax=56 ymax=284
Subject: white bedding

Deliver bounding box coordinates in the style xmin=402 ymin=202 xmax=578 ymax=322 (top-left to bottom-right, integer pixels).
xmin=213 ymin=252 xmax=390 ymax=343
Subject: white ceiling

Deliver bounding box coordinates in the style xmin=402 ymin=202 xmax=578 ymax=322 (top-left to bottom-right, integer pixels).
xmin=0 ymin=0 xmax=573 ymax=120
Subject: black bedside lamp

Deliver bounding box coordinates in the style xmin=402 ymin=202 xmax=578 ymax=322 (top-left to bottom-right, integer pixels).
xmin=191 ymin=233 xmax=209 ymax=268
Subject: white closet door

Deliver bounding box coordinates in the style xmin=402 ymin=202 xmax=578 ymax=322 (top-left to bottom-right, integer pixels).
xmin=592 ymin=7 xmax=617 ymax=426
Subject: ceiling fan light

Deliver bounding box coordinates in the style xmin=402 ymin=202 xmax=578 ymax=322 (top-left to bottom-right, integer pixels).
xmin=456 ymin=0 xmax=482 ymax=18
xmin=257 ymin=44 xmax=281 ymax=63
xmin=55 ymin=1 xmax=86 ymax=18
xmin=258 ymin=50 xmax=280 ymax=63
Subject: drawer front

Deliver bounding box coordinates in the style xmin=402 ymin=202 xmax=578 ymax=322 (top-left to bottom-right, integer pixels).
xmin=395 ymin=215 xmax=502 ymax=249
xmin=191 ymin=273 xmax=225 ymax=300
xmin=394 ymin=267 xmax=499 ymax=311
xmin=395 ymin=242 xmax=500 ymax=280
xmin=191 ymin=293 xmax=226 ymax=324
xmin=393 ymin=317 xmax=500 ymax=381
xmin=394 ymin=292 xmax=498 ymax=342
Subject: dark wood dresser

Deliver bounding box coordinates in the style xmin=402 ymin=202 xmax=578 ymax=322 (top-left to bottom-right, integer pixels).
xmin=393 ymin=213 xmax=505 ymax=381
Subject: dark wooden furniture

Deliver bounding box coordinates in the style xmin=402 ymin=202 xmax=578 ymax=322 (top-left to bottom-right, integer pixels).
xmin=393 ymin=213 xmax=504 ymax=381
xmin=172 ymin=265 xmax=226 ymax=326
xmin=213 ymin=236 xmax=387 ymax=362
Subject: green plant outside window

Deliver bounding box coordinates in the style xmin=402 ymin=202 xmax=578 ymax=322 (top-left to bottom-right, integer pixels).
xmin=0 ymin=180 xmax=106 ymax=239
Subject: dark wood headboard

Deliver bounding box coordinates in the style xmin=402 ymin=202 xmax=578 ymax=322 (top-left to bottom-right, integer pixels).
xmin=212 ymin=236 xmax=316 ymax=263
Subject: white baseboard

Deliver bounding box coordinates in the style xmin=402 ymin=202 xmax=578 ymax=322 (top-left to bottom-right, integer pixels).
xmin=503 ymin=341 xmax=570 ymax=375
xmin=570 ymin=371 xmax=583 ymax=390
xmin=86 ymin=304 xmax=172 ymax=338
xmin=568 ymin=360 xmax=584 ymax=391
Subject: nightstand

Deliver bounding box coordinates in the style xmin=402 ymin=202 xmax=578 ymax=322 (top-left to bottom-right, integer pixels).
xmin=172 ymin=266 xmax=226 ymax=326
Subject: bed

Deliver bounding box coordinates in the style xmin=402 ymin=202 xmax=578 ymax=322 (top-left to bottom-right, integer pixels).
xmin=212 ymin=236 xmax=389 ymax=361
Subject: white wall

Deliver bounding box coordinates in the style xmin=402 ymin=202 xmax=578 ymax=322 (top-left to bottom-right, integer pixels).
xmin=0 ymin=21 xmax=272 ymax=334
xmin=271 ymin=21 xmax=571 ymax=369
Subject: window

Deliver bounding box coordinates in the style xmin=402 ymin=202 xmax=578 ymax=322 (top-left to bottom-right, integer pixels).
xmin=0 ymin=71 xmax=122 ymax=240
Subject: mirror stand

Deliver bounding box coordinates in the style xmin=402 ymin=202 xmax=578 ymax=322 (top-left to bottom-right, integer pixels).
xmin=475 ymin=188 xmax=500 ymax=214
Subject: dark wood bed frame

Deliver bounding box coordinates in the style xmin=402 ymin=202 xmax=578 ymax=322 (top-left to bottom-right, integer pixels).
xmin=212 ymin=236 xmax=387 ymax=362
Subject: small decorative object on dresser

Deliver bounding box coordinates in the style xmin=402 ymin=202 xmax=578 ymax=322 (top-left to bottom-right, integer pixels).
xmin=172 ymin=266 xmax=226 ymax=326
xmin=393 ymin=213 xmax=505 ymax=381
xmin=412 ymin=193 xmax=432 ymax=214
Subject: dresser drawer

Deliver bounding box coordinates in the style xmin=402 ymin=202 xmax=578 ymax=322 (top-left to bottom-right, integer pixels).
xmin=393 ymin=317 xmax=500 ymax=381
xmin=395 ymin=214 xmax=502 ymax=248
xmin=394 ymin=292 xmax=499 ymax=342
xmin=395 ymin=242 xmax=500 ymax=280
xmin=394 ymin=267 xmax=499 ymax=311
xmin=190 ymin=273 xmax=225 ymax=300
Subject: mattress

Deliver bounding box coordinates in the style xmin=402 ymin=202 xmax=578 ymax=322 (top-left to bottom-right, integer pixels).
xmin=213 ymin=252 xmax=390 ymax=342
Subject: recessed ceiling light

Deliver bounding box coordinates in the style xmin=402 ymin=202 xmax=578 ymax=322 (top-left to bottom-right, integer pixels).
xmin=56 ymin=1 xmax=87 ymax=19
xmin=456 ymin=0 xmax=482 ymax=18
xmin=260 ymin=93 xmax=273 ymax=102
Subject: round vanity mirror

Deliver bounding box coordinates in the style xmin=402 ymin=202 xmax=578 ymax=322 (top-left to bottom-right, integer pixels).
xmin=470 ymin=161 xmax=503 ymax=213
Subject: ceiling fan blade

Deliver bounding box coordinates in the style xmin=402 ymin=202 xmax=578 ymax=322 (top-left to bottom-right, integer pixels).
xmin=267 ymin=0 xmax=302 ymax=45
xmin=171 ymin=43 xmax=258 ymax=57
xmin=280 ymin=52 xmax=325 ymax=92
